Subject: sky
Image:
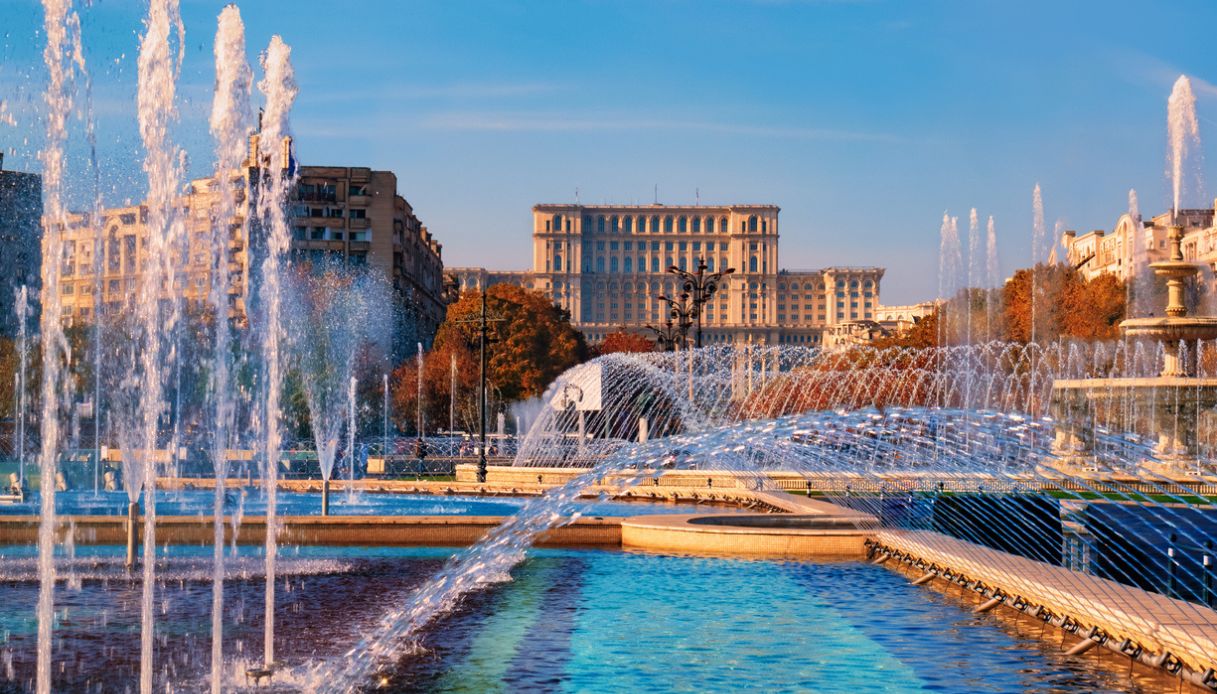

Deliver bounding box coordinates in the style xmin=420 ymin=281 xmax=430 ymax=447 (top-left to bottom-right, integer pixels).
xmin=3 ymin=0 xmax=1217 ymax=303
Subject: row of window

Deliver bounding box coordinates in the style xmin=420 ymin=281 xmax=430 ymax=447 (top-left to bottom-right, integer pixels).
xmin=544 ymin=213 xmax=773 ymax=235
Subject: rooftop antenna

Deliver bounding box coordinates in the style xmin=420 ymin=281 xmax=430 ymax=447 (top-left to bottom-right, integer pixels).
xmin=575 ymin=187 xmax=580 ymax=204
xmin=654 ymin=184 xmax=658 ymax=205
xmin=696 ymin=187 xmax=700 ymax=206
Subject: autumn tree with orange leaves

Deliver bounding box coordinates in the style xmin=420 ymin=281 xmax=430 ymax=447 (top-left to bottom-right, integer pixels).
xmin=391 ymin=285 xmax=588 ymax=434
xmin=595 ymin=330 xmax=655 ymax=356
xmin=1002 ymin=264 xmax=1125 ymax=343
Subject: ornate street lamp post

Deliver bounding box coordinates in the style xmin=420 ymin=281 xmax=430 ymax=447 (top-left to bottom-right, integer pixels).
xmin=656 ymin=292 xmax=695 ymax=349
xmin=667 ymin=258 xmax=735 ymax=348
xmin=645 ymin=319 xmax=683 ymax=352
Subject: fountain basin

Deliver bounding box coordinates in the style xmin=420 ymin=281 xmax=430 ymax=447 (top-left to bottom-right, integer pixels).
xmin=1118 ymin=316 xmax=1217 ymax=343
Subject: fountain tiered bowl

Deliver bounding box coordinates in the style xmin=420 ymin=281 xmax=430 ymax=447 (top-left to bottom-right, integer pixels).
xmin=1049 ymin=227 xmax=1217 ymax=478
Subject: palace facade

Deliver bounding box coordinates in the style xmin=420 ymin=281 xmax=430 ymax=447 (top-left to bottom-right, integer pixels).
xmin=452 ymin=203 xmax=884 ymax=346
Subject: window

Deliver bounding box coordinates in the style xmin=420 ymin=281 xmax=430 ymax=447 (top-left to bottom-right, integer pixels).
xmin=624 ymin=257 xmax=633 ymax=273
xmin=624 ymin=217 xmax=633 ymax=233
xmin=555 ymin=254 xmax=563 ymax=270
xmin=597 ymin=216 xmax=606 ymax=233
xmin=349 ymin=209 xmax=367 ymax=219
xmin=651 ymin=257 xmax=660 ymax=272
xmin=678 ymin=216 xmax=687 ymax=233
xmin=748 ymin=215 xmax=758 ymax=232
xmin=749 ymin=256 xmax=758 ymax=272
xmin=611 ymin=257 xmax=619 ymax=272
xmin=692 ymin=217 xmax=701 ymax=233
xmin=611 ymin=215 xmax=620 ymax=232
xmin=664 ymin=217 xmax=674 ymax=233
xmin=596 ymin=257 xmax=605 ymax=272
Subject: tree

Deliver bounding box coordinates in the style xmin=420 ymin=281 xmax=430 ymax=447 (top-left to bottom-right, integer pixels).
xmin=1003 ymin=264 xmax=1125 ymax=343
xmin=595 ymin=330 xmax=655 ymax=356
xmin=873 ymin=309 xmax=940 ymax=350
xmin=391 ymin=285 xmax=588 ymax=434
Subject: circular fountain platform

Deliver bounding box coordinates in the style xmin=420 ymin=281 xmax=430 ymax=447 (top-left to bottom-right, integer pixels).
xmin=621 ymin=498 xmax=877 ymax=559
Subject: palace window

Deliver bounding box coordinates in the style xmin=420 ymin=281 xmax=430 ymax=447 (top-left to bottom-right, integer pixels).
xmin=692 ymin=217 xmax=701 ymax=233
xmin=678 ymin=216 xmax=687 ymax=233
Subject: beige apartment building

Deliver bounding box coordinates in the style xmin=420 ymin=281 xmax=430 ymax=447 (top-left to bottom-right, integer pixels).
xmin=54 ymin=134 xmax=446 ymax=345
xmin=452 ymin=203 xmax=884 ymax=346
xmin=1063 ymin=205 xmax=1214 ymax=283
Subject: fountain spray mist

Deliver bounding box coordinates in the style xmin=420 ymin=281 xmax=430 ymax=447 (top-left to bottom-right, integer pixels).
xmin=985 ymin=215 xmax=998 ymax=340
xmin=35 ymin=1 xmax=83 ymax=691
xmin=208 ymin=5 xmax=252 ymax=691
xmin=135 ymin=1 xmax=187 ymax=691
xmin=1031 ymin=184 xmax=1045 ymax=344
xmin=966 ymin=208 xmax=980 ymax=348
xmin=1167 ymin=75 xmax=1201 ymax=218
xmin=15 ymin=286 xmax=28 ymax=489
xmin=256 ymin=34 xmax=298 ymax=669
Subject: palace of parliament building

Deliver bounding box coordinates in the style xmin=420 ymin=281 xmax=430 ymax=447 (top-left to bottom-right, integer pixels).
xmin=451 ymin=203 xmax=884 ymax=346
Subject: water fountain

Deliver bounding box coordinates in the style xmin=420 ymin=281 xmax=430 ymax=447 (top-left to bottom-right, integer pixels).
xmin=1050 ymin=224 xmax=1217 ymax=476
xmin=10 ymin=1 xmax=1217 ymax=689
xmin=287 ymin=266 xmax=386 ymax=515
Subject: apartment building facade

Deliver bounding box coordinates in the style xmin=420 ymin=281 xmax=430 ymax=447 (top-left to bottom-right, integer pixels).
xmin=53 ymin=135 xmax=446 ymax=346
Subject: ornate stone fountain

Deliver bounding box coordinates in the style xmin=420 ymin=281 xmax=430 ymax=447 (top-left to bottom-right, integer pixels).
xmin=1050 ymin=225 xmax=1217 ymax=477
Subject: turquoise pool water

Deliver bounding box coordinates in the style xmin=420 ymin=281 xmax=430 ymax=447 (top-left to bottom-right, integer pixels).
xmin=0 ymin=488 xmax=718 ymax=517
xmin=0 ymin=545 xmax=1139 ymax=692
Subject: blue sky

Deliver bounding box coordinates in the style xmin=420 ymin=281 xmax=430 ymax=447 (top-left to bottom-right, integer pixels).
xmin=3 ymin=0 xmax=1217 ymax=303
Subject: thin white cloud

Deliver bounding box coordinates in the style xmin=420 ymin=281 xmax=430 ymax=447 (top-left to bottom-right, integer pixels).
xmin=414 ymin=111 xmax=904 ymax=142
xmin=304 ymin=82 xmax=562 ymax=104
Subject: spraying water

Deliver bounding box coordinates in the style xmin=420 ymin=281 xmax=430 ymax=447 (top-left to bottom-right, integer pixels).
xmin=255 ymin=33 xmax=298 ymax=670
xmin=937 ymin=212 xmax=960 ymax=347
xmin=347 ymin=374 xmax=357 ymax=496
xmin=208 ymin=6 xmax=252 ymax=691
xmin=134 ymin=2 xmax=187 ymax=689
xmin=417 ymin=342 xmax=425 ymax=437
xmin=15 ymin=286 xmax=28 ymax=490
xmin=1127 ymin=188 xmax=1149 ymax=317
xmin=1031 ymin=184 xmax=1045 ymax=345
xmin=1167 ymin=75 xmax=1201 ymax=218
xmin=34 ymin=1 xmax=83 ymax=690
xmin=966 ymin=208 xmax=980 ymax=348
xmin=985 ymin=215 xmax=998 ymax=340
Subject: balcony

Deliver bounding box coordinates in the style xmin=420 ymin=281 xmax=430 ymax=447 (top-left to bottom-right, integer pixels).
xmin=348 ymin=194 xmax=370 ymax=207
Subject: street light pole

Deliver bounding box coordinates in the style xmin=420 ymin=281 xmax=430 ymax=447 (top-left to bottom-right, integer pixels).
xmin=657 ymin=292 xmax=695 ymax=349
xmin=667 ymin=258 xmax=735 ymax=348
xmin=645 ymin=319 xmax=682 ymax=352
xmin=478 ymin=291 xmax=488 ymax=483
